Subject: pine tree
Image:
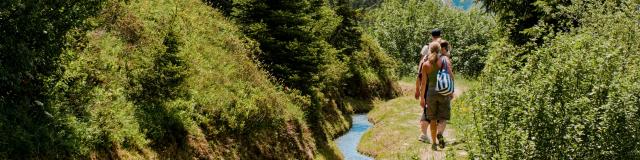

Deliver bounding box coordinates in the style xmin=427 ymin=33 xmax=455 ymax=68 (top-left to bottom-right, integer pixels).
xmin=233 ymin=0 xmax=338 ymax=94
xmin=329 ymin=0 xmax=362 ymax=58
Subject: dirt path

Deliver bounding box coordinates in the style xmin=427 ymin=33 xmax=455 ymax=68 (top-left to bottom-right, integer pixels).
xmin=419 ymin=85 xmax=468 ymax=160
xmin=359 ymin=79 xmax=471 ymax=160
xmin=418 ymin=120 xmax=467 ymax=160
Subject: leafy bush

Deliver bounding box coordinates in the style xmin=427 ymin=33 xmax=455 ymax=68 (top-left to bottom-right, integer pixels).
xmin=341 ymin=34 xmax=399 ymax=99
xmin=480 ymin=0 xmax=575 ymax=45
xmin=364 ymin=0 xmax=496 ymax=77
xmin=461 ymin=1 xmax=640 ymax=159
xmin=329 ymin=0 xmax=399 ymax=100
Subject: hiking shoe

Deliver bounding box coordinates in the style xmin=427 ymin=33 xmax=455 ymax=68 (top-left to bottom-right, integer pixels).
xmin=431 ymin=144 xmax=438 ymax=150
xmin=437 ymin=134 xmax=446 ymax=148
xmin=418 ymin=134 xmax=430 ymax=143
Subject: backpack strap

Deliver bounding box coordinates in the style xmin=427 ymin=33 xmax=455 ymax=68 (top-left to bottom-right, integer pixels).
xmin=440 ymin=56 xmax=448 ymax=72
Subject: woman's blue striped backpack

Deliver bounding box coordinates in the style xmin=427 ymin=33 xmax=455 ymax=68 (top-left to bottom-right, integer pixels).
xmin=435 ymin=57 xmax=454 ymax=95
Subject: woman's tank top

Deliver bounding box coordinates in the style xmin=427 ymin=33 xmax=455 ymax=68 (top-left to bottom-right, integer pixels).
xmin=425 ymin=55 xmax=444 ymax=97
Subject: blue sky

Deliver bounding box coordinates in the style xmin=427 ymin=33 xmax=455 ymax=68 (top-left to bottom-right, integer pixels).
xmin=451 ymin=0 xmax=474 ymax=10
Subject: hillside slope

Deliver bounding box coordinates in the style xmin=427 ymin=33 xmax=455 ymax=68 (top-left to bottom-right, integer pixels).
xmin=2 ymin=0 xmax=315 ymax=159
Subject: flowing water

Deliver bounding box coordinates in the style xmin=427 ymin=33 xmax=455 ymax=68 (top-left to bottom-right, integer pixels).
xmin=335 ymin=114 xmax=373 ymax=160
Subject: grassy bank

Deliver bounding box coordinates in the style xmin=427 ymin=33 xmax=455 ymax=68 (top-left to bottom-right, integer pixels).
xmin=1 ymin=0 xmax=402 ymax=158
xmin=359 ymin=77 xmax=476 ymax=159
xmin=1 ymin=0 xmax=318 ymax=158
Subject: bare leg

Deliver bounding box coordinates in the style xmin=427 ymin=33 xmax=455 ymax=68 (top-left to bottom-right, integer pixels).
xmin=430 ymin=120 xmax=438 ymax=144
xmin=437 ymin=120 xmax=447 ymax=135
xmin=420 ymin=120 xmax=429 ymax=136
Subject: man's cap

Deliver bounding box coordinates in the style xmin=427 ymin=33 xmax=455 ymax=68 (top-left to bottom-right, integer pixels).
xmin=431 ymin=28 xmax=442 ymax=37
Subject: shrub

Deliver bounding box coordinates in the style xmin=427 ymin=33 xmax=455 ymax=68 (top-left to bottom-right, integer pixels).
xmin=329 ymin=0 xmax=399 ymax=99
xmin=462 ymin=1 xmax=640 ymax=159
xmin=480 ymin=0 xmax=574 ymax=45
xmin=342 ymin=34 xmax=399 ymax=99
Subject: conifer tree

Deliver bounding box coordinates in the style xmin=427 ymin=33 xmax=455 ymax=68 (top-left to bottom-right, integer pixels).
xmin=232 ymin=0 xmax=339 ymax=94
xmin=329 ymin=0 xmax=362 ymax=58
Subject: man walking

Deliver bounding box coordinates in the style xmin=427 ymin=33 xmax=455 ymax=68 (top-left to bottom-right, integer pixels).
xmin=415 ymin=29 xmax=442 ymax=142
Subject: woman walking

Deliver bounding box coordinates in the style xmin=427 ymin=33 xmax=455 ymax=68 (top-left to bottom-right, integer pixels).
xmin=415 ymin=29 xmax=443 ymax=142
xmin=419 ymin=42 xmax=454 ymax=150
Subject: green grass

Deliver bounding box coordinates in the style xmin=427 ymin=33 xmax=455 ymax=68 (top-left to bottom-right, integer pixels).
xmin=13 ymin=0 xmax=317 ymax=159
xmin=358 ymin=77 xmax=476 ymax=159
xmin=399 ymin=75 xmax=418 ymax=84
xmin=359 ymin=96 xmax=424 ymax=158
xmin=315 ymin=141 xmax=344 ymax=160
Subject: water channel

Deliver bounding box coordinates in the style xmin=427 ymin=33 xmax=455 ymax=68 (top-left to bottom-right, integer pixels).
xmin=335 ymin=114 xmax=373 ymax=160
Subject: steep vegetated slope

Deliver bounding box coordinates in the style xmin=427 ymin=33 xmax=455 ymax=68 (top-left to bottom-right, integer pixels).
xmin=212 ymin=0 xmax=400 ymax=158
xmin=1 ymin=0 xmax=320 ymax=159
xmin=1 ymin=0 xmax=400 ymax=159
xmin=459 ymin=0 xmax=640 ymax=159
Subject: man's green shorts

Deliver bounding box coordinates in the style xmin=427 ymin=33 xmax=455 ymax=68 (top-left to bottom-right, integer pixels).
xmin=426 ymin=95 xmax=451 ymax=121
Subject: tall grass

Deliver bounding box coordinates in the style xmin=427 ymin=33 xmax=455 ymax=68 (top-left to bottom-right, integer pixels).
xmin=2 ymin=0 xmax=316 ymax=159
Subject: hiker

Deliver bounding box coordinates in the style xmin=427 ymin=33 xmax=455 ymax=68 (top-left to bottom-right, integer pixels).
xmin=416 ymin=29 xmax=443 ymax=74
xmin=419 ymin=41 xmax=454 ymax=150
xmin=435 ymin=40 xmax=452 ymax=145
xmin=415 ymin=29 xmax=443 ymax=99
xmin=415 ymin=29 xmax=443 ymax=142
xmin=440 ymin=40 xmax=452 ymax=58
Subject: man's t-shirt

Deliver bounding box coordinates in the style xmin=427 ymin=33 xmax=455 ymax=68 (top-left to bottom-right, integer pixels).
xmin=420 ymin=45 xmax=429 ymax=58
xmin=418 ymin=45 xmax=429 ymax=77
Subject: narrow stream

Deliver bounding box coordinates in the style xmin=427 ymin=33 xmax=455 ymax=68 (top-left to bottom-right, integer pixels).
xmin=335 ymin=114 xmax=373 ymax=160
